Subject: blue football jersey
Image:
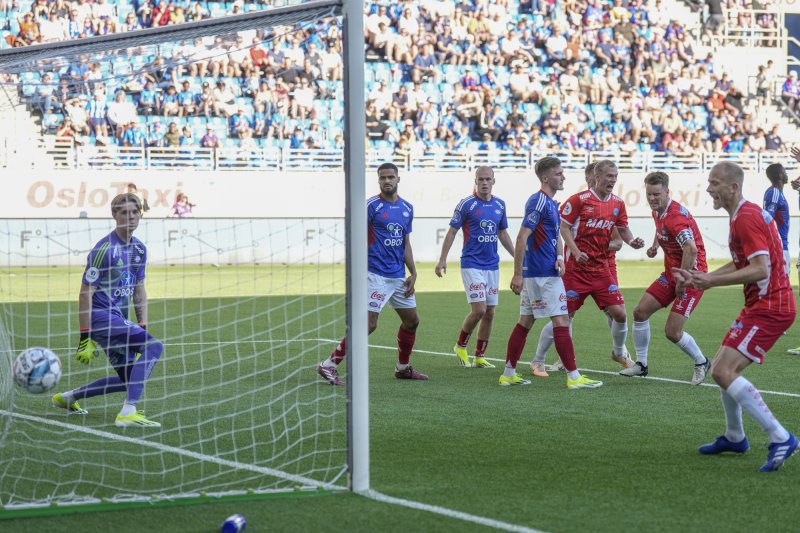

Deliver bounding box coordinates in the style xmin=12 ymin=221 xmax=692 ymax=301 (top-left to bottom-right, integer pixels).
xmin=521 ymin=191 xmax=560 ymax=278
xmin=82 ymin=231 xmax=147 ymax=319
xmin=449 ymin=194 xmax=509 ymax=270
xmin=764 ymin=187 xmax=789 ymax=250
xmin=367 ymin=195 xmax=413 ymax=278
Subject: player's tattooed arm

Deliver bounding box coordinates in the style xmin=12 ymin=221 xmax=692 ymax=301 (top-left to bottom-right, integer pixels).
xmin=435 ymin=227 xmax=458 ymax=277
xmin=403 ymin=235 xmax=417 ymax=297
xmin=77 ymin=283 xmax=95 ymax=331
xmin=133 ymin=281 xmax=148 ymax=326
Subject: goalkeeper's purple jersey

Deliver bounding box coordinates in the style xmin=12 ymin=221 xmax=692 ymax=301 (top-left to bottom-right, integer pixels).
xmin=82 ymin=230 xmax=147 ymax=318
xmin=367 ymin=194 xmax=413 ymax=278
xmin=449 ymin=194 xmax=508 ymax=270
xmin=763 ymin=186 xmax=789 ymax=250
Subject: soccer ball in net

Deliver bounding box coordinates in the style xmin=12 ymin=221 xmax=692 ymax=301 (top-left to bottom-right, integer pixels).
xmin=13 ymin=347 xmax=62 ymax=394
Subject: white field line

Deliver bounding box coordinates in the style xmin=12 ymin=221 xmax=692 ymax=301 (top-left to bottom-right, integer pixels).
xmin=360 ymin=490 xmax=548 ymax=533
xmin=369 ymin=343 xmax=800 ymax=399
xmin=0 ymin=410 xmax=333 ymax=490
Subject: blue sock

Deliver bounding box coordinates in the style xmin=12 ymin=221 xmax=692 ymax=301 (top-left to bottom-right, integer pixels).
xmin=125 ymin=340 xmax=164 ymax=405
xmin=70 ymin=376 xmax=126 ymax=400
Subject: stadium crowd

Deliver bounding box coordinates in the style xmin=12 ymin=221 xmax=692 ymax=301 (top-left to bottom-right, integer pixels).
xmin=8 ymin=0 xmax=790 ymax=155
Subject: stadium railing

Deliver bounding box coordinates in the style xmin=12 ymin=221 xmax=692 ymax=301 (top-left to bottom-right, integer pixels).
xmin=713 ymin=8 xmax=784 ymax=48
xmin=4 ymin=137 xmax=797 ymax=173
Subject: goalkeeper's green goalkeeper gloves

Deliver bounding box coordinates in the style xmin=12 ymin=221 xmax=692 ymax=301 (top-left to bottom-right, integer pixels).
xmin=75 ymin=329 xmax=99 ymax=365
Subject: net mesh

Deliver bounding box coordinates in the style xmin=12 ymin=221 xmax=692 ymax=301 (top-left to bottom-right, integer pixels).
xmin=0 ymin=0 xmax=350 ymax=511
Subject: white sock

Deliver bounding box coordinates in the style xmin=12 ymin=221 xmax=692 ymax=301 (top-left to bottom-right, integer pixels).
xmin=632 ymin=320 xmax=650 ymax=367
xmin=503 ymin=362 xmax=516 ymax=378
xmin=532 ymin=321 xmax=554 ymax=364
xmin=611 ymin=320 xmax=628 ymax=356
xmin=321 ymin=359 xmax=336 ymax=369
xmin=720 ymin=387 xmax=745 ymax=443
xmin=120 ymin=403 xmax=137 ymax=416
xmin=396 ymin=363 xmax=409 ymax=371
xmin=675 ymin=332 xmax=707 ymax=364
xmin=727 ymin=376 xmax=790 ymax=443
xmin=567 ymin=370 xmax=580 ymax=381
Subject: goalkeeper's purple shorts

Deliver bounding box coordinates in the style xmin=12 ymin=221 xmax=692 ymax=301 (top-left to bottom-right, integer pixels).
xmin=90 ymin=311 xmax=158 ymax=381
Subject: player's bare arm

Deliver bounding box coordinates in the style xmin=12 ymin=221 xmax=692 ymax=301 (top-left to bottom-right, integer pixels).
xmin=675 ymin=239 xmax=698 ymax=297
xmin=678 ymin=255 xmax=768 ymax=290
xmin=403 ymin=234 xmax=417 ymax=297
xmin=608 ymin=228 xmax=624 ymax=252
xmin=435 ymin=226 xmax=458 ymax=277
xmin=499 ymin=229 xmax=515 ymax=258
xmin=616 ymin=226 xmax=645 ymax=249
xmin=646 ymin=234 xmax=659 ymax=258
xmin=559 ymin=219 xmax=588 ymax=263
xmin=133 ymin=281 xmax=148 ymax=326
xmin=510 ymin=225 xmax=532 ymax=295
xmin=78 ymin=283 xmax=96 ymax=330
xmin=555 ymin=237 xmax=565 ymax=276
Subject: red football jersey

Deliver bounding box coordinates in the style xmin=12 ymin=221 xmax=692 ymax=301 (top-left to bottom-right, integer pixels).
xmin=561 ymin=189 xmax=628 ymax=273
xmin=654 ymin=199 xmax=708 ymax=280
xmin=729 ymin=200 xmax=795 ymax=313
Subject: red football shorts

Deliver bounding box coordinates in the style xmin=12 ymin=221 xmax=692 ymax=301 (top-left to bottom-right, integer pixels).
xmin=645 ymin=273 xmax=704 ymax=318
xmin=563 ymin=267 xmax=624 ymax=314
xmin=722 ymin=307 xmax=796 ymax=364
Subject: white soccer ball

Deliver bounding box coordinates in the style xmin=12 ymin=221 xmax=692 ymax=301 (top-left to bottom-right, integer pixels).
xmin=13 ymin=347 xmax=62 ymax=394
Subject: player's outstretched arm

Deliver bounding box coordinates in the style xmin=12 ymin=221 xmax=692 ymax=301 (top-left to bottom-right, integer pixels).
xmin=403 ymin=235 xmax=417 ymax=298
xmin=435 ymin=227 xmax=458 ymax=277
xmin=646 ymin=233 xmax=659 ymax=258
xmin=499 ymin=229 xmax=515 ymax=258
xmin=510 ymin=226 xmax=532 ymax=295
xmin=616 ymin=226 xmax=645 ymax=249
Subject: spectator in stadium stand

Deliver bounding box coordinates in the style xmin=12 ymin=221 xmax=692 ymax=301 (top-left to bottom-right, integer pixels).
xmin=122 ymin=118 xmax=148 ymax=149
xmin=127 ymin=183 xmax=150 ymax=214
xmin=765 ymin=125 xmax=785 ymax=152
xmin=229 ymin=107 xmax=253 ymax=138
xmin=55 ymin=117 xmax=81 ymax=143
xmin=86 ymin=91 xmax=109 ymax=139
xmin=32 ymin=73 xmax=56 ymax=115
xmin=106 ymin=90 xmax=137 ymax=140
xmin=65 ymin=96 xmax=91 ymax=136
xmin=781 ymin=71 xmax=799 ymax=112
xmin=164 ymin=122 xmax=181 ymax=148
xmin=180 ymin=126 xmax=194 ymax=146
xmin=200 ymin=125 xmax=220 ymax=149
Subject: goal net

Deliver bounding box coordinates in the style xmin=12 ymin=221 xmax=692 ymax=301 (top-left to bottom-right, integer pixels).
xmin=0 ymin=0 xmax=355 ymax=512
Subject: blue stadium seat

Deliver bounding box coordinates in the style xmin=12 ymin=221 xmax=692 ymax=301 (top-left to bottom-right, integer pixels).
xmin=42 ymin=113 xmax=63 ymax=133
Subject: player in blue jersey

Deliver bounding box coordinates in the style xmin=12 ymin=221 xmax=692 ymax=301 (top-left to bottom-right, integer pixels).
xmin=501 ymin=156 xmax=603 ymax=389
xmin=51 ymin=193 xmax=164 ymax=427
xmin=764 ymin=163 xmax=790 ymax=276
xmin=317 ymin=162 xmax=427 ymax=385
xmin=435 ymin=166 xmax=515 ymax=368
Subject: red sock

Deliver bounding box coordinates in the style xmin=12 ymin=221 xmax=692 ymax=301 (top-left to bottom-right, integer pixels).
xmin=505 ymin=324 xmax=529 ymax=368
xmin=457 ymin=329 xmax=471 ymax=347
xmin=330 ymin=337 xmax=347 ymax=365
xmin=397 ymin=327 xmax=416 ymax=365
xmin=553 ymin=326 xmax=577 ymax=372
xmin=475 ymin=339 xmax=488 ymax=357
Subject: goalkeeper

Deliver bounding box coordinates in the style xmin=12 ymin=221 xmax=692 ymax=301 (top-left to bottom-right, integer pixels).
xmin=52 ymin=193 xmax=164 ymax=428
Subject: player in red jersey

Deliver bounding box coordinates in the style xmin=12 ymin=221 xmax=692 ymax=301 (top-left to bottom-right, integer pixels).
xmin=676 ymin=162 xmax=798 ymax=472
xmin=551 ymin=159 xmax=645 ymax=369
xmin=530 ymin=162 xmax=624 ymax=376
xmin=620 ymin=172 xmax=710 ymax=384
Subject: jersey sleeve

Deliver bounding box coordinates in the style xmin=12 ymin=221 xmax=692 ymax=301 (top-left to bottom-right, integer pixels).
xmin=82 ymin=242 xmax=110 ymax=287
xmin=666 ymin=210 xmax=695 ymax=247
xmin=559 ymin=194 xmax=581 ymax=225
xmin=737 ymin=211 xmax=771 ymax=259
xmin=136 ymin=244 xmax=147 ymax=283
xmin=763 ymin=189 xmax=779 ymax=216
xmin=522 ymin=195 xmax=544 ymax=231
xmin=498 ymin=200 xmax=508 ymax=231
xmin=449 ymin=203 xmax=465 ymax=230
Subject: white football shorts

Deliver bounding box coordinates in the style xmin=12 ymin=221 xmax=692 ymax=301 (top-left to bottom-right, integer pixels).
xmin=367 ymin=272 xmax=416 ymax=313
xmin=519 ymin=276 xmax=569 ymax=319
xmin=460 ymin=268 xmax=500 ymax=306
